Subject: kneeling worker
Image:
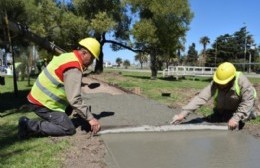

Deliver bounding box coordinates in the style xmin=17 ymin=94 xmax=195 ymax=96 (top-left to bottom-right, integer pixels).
xmin=171 ymin=62 xmax=259 ymax=130
xmin=18 ymin=37 xmax=101 ymax=139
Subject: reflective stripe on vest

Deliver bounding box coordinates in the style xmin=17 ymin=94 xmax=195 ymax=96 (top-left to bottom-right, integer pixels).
xmin=30 ymin=52 xmax=83 ymax=112
xmin=214 ymin=72 xmax=257 ymax=106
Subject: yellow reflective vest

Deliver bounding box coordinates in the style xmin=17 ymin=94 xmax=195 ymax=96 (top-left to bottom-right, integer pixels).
xmin=214 ymin=72 xmax=257 ymax=106
xmin=28 ymin=51 xmax=83 ymax=112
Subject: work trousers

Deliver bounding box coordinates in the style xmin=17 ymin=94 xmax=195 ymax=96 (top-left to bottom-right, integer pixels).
xmin=27 ymin=104 xmax=76 ymax=136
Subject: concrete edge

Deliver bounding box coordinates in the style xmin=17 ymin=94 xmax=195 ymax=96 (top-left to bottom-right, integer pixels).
xmin=98 ymin=124 xmax=228 ymax=135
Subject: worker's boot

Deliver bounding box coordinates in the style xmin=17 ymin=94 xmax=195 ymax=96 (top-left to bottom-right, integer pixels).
xmin=18 ymin=116 xmax=30 ymax=140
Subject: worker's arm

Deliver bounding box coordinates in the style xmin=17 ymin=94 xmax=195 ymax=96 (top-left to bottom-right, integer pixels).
xmin=180 ymin=82 xmax=214 ymax=117
xmin=232 ymin=74 xmax=255 ymax=122
xmin=63 ymin=68 xmax=94 ymax=120
xmin=64 ymin=68 xmax=100 ymax=133
xmin=171 ymin=82 xmax=215 ymax=124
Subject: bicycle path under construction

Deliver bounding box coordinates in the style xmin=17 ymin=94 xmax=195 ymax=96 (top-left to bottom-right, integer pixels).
xmin=81 ymin=77 xmax=260 ymax=168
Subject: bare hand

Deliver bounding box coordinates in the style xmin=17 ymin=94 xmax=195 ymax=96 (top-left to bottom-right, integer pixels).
xmin=170 ymin=114 xmax=185 ymax=125
xmin=88 ymin=118 xmax=101 ymax=134
xmin=228 ymin=119 xmax=238 ymax=130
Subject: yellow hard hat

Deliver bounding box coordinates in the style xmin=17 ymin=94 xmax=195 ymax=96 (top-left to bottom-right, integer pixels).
xmin=213 ymin=62 xmax=236 ymax=85
xmin=78 ymin=38 xmax=100 ymax=60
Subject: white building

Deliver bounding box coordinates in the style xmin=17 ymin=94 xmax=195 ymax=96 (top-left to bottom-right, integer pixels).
xmin=103 ymin=61 xmax=113 ymax=68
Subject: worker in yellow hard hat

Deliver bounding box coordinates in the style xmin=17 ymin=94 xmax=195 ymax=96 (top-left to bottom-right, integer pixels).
xmin=18 ymin=37 xmax=101 ymax=139
xmin=171 ymin=62 xmax=259 ymax=130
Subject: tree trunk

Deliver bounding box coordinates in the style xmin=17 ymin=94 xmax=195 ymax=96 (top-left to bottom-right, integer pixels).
xmin=3 ymin=11 xmax=18 ymax=96
xmin=94 ymin=49 xmax=104 ymax=74
xmin=150 ymin=52 xmax=158 ymax=80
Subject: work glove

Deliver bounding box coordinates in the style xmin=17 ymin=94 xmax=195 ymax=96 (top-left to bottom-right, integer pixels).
xmin=170 ymin=114 xmax=185 ymax=125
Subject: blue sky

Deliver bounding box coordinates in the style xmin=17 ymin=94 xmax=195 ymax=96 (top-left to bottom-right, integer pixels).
xmin=103 ymin=0 xmax=260 ymax=64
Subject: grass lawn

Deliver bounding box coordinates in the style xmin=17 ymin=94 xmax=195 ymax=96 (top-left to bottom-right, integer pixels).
xmin=0 ymin=76 xmax=68 ymax=168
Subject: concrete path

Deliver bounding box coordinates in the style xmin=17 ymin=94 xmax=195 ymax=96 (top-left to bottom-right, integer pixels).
xmin=82 ymin=78 xmax=260 ymax=168
xmin=102 ymin=131 xmax=260 ymax=168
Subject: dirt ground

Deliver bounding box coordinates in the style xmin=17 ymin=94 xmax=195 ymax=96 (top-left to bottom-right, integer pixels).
xmin=61 ymin=73 xmax=260 ymax=168
xmin=62 ymin=75 xmax=126 ymax=168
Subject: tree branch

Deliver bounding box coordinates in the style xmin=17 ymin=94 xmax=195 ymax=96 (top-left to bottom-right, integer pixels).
xmin=104 ymin=40 xmax=143 ymax=53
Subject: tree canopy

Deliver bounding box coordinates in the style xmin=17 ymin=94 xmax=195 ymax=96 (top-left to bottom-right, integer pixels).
xmin=126 ymin=0 xmax=193 ymax=78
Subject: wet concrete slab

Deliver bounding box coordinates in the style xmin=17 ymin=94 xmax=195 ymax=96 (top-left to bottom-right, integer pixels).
xmin=102 ymin=131 xmax=260 ymax=168
xmin=82 ymin=91 xmax=260 ymax=168
xmin=82 ymin=93 xmax=176 ymax=126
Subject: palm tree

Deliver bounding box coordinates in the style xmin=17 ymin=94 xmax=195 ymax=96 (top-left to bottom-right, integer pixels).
xmin=134 ymin=53 xmax=148 ymax=69
xmin=199 ymin=36 xmax=210 ymax=66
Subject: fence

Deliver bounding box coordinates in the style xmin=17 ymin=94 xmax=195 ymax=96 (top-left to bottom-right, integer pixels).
xmin=163 ymin=66 xmax=217 ymax=79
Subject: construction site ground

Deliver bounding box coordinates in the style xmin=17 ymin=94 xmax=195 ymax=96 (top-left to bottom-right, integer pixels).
xmin=61 ymin=73 xmax=260 ymax=168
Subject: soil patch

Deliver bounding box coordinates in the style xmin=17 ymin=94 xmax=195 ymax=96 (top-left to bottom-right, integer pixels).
xmin=62 ymin=129 xmax=107 ymax=168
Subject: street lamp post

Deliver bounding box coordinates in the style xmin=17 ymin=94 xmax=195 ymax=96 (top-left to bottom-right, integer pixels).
xmin=249 ymin=45 xmax=256 ymax=73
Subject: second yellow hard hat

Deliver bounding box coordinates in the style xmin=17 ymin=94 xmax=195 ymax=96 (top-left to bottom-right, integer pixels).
xmin=213 ymin=62 xmax=236 ymax=85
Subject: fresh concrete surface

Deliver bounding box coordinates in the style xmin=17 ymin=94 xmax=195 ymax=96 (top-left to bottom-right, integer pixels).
xmin=82 ymin=91 xmax=260 ymax=168
xmin=102 ymin=131 xmax=260 ymax=168
xmin=82 ymin=93 xmax=176 ymax=127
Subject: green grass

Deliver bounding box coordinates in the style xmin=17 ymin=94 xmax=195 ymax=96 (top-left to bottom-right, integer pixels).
xmin=101 ymin=69 xmax=260 ymax=122
xmin=101 ymin=70 xmax=211 ymax=107
xmin=0 ymin=76 xmax=69 ymax=168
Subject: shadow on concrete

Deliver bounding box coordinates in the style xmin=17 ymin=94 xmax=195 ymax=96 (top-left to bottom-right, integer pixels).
xmin=81 ymin=82 xmax=101 ymax=89
xmin=93 ymin=111 xmax=115 ymax=119
xmin=71 ymin=111 xmax=115 ymax=132
xmin=181 ymin=117 xmax=206 ymax=124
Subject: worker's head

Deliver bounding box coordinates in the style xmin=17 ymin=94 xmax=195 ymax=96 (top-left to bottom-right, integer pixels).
xmin=78 ymin=37 xmax=100 ymax=67
xmin=213 ymin=62 xmax=236 ymax=87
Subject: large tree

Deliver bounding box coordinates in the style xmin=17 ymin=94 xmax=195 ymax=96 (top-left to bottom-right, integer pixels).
xmin=72 ymin=0 xmax=134 ymax=73
xmin=208 ymin=27 xmax=255 ymax=65
xmin=22 ymin=0 xmax=89 ymax=51
xmin=1 ymin=0 xmax=89 ymax=52
xmin=1 ymin=0 xmax=193 ymax=77
xmin=126 ymin=0 xmax=193 ymax=79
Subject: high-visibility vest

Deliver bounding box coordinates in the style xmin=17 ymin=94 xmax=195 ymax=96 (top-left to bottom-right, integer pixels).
xmin=28 ymin=51 xmax=83 ymax=112
xmin=213 ymin=72 xmax=257 ymax=106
